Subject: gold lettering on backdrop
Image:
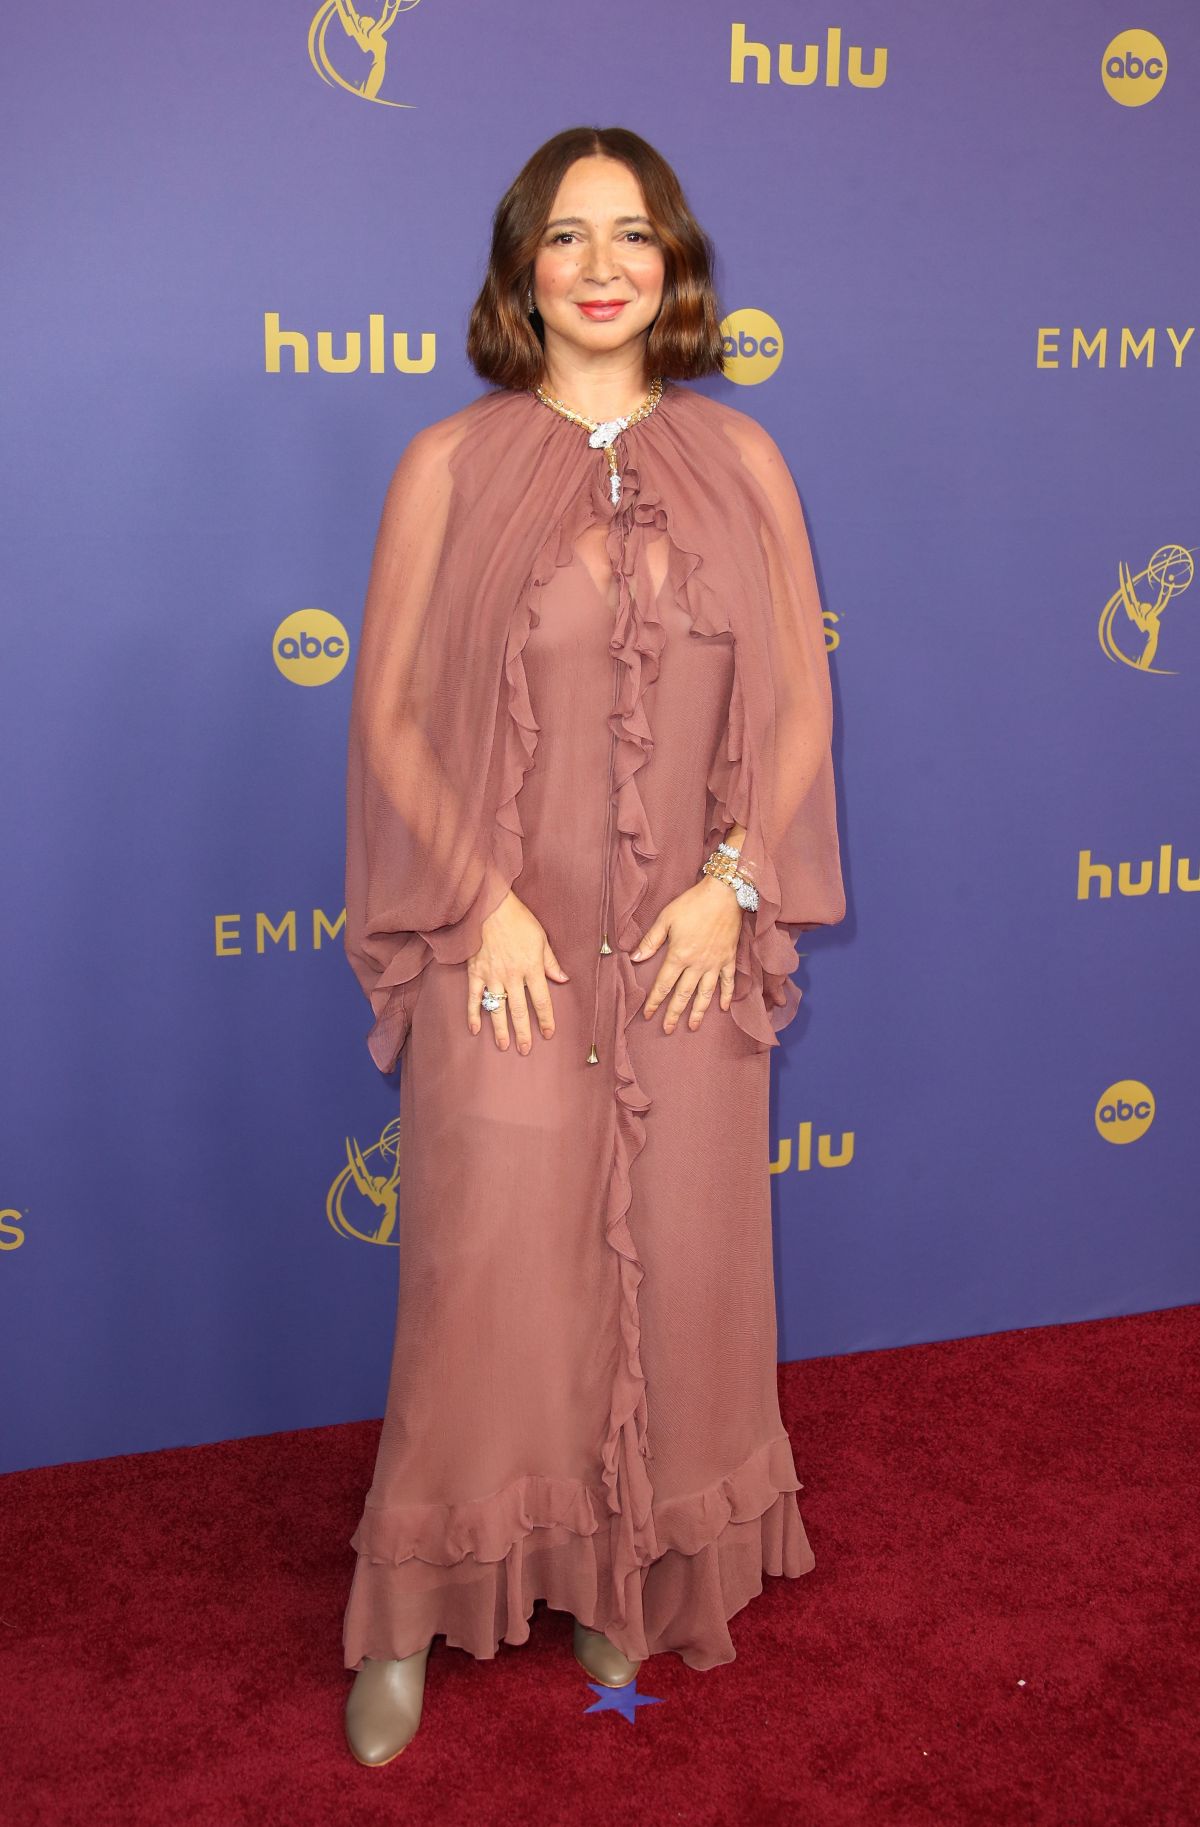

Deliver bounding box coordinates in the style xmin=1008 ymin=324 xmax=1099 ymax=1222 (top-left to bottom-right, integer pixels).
xmin=258 ymin=911 xmax=297 ymax=952
xmin=1073 ymin=326 xmax=1107 ymax=367
xmin=313 ymin=908 xmax=346 ymax=946
xmin=730 ymin=22 xmax=887 ymax=88
xmin=316 ymin=331 xmax=360 ymax=373
xmin=0 ymin=1209 xmax=27 ymax=1251
xmin=392 ymin=331 xmax=436 ymax=373
xmin=779 ymin=38 xmax=819 ymax=84
xmin=1076 ymin=845 xmax=1200 ymax=900
xmin=214 ymin=914 xmax=242 ymax=956
xmin=1036 ymin=326 xmax=1194 ymax=368
xmin=214 ymin=910 xmax=348 ymax=955
xmin=1121 ymin=326 xmax=1155 ymax=367
xmin=770 ymin=1123 xmax=856 ymax=1173
xmin=266 ymin=316 xmax=310 ymax=372
xmin=263 ymin=313 xmax=436 ymax=374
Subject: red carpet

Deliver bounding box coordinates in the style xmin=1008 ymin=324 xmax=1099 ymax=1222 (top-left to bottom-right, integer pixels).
xmin=3 ymin=1304 xmax=1197 ymax=1826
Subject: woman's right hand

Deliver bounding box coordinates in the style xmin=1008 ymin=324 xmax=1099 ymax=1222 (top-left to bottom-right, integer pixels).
xmin=466 ymin=889 xmax=570 ymax=1053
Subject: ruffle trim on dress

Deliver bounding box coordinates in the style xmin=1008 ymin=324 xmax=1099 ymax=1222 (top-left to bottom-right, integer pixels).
xmin=343 ymin=1436 xmax=814 ymax=1673
xmin=593 ymin=449 xmax=665 ymax=1633
xmin=349 ymin=1431 xmax=803 ymax=1568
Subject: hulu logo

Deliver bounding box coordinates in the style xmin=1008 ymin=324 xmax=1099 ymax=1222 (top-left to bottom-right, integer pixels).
xmin=1077 ymin=844 xmax=1200 ymax=899
xmin=264 ymin=312 xmax=435 ymax=375
xmin=730 ymin=22 xmax=887 ymax=88
xmin=770 ymin=1122 xmax=855 ymax=1174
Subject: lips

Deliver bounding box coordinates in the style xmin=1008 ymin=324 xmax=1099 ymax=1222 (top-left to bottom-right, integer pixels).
xmin=577 ymin=301 xmax=629 ymax=320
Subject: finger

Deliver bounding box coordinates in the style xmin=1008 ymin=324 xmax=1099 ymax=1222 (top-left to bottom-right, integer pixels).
xmin=661 ymin=967 xmax=702 ymax=1034
xmin=542 ymin=942 xmax=571 ymax=983
xmin=466 ymin=964 xmax=487 ymax=1035
xmin=486 ymin=988 xmax=511 ymax=1050
xmin=641 ymin=958 xmax=680 ymax=1019
xmin=508 ymin=979 xmax=534 ymax=1055
xmin=630 ymin=921 xmax=665 ymax=963
xmin=719 ymin=961 xmax=736 ymax=1011
xmin=687 ymin=970 xmax=720 ymax=1030
xmin=526 ymin=971 xmax=556 ymax=1040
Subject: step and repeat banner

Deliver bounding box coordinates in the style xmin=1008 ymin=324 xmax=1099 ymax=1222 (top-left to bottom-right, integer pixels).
xmin=3 ymin=3 xmax=1197 ymax=1473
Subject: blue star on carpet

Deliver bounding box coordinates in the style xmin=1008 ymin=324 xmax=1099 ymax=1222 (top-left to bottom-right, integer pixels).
xmin=582 ymin=1677 xmax=664 ymax=1723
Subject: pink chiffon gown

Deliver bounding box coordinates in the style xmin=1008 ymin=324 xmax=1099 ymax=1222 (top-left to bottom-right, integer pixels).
xmin=341 ymin=434 xmax=824 ymax=1672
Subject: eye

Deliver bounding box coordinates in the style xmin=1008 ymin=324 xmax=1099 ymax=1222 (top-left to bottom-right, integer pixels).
xmin=545 ymin=229 xmax=656 ymax=246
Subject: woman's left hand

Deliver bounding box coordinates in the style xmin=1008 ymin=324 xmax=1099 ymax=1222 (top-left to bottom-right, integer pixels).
xmin=631 ymin=877 xmax=743 ymax=1032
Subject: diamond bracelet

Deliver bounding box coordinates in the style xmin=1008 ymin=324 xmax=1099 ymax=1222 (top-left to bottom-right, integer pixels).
xmin=700 ymin=839 xmax=760 ymax=911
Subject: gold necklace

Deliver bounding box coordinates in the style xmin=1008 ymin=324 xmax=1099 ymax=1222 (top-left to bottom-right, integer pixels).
xmin=533 ymin=375 xmax=664 ymax=506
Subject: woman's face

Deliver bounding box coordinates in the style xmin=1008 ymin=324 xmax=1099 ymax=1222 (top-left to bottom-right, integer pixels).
xmin=531 ymin=156 xmax=666 ymax=367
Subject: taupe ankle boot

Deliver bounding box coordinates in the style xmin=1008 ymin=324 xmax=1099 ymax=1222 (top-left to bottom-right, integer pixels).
xmin=572 ymin=1617 xmax=642 ymax=1688
xmin=344 ymin=1642 xmax=432 ymax=1766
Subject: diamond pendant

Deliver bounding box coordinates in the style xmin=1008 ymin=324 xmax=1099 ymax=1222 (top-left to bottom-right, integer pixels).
xmin=589 ymin=417 xmax=629 ymax=449
xmin=610 ymin=470 xmax=622 ymax=506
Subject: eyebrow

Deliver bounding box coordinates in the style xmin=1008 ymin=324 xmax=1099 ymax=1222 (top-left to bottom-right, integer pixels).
xmin=543 ymin=214 xmax=654 ymax=229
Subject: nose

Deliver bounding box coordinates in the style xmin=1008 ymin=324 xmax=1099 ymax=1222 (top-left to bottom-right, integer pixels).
xmin=581 ymin=248 xmax=618 ymax=286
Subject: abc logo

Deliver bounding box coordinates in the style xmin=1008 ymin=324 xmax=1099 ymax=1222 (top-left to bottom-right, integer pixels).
xmin=1101 ymin=30 xmax=1167 ymax=106
xmin=273 ymin=609 xmax=350 ymax=685
xmin=719 ymin=309 xmax=784 ymax=385
xmin=1094 ymin=1079 xmax=1155 ymax=1144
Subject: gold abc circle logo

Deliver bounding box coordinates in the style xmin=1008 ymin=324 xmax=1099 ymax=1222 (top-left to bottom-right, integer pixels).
xmin=1101 ymin=30 xmax=1167 ymax=106
xmin=1094 ymin=1079 xmax=1155 ymax=1144
xmin=719 ymin=309 xmax=784 ymax=386
xmin=273 ymin=609 xmax=350 ymax=685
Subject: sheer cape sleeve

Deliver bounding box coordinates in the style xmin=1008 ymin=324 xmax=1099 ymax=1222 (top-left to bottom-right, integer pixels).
xmin=342 ymin=414 xmax=515 ymax=1073
xmin=690 ymin=402 xmax=846 ymax=1044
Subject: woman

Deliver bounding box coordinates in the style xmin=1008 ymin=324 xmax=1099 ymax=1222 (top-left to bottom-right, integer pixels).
xmin=340 ymin=124 xmax=845 ymax=1766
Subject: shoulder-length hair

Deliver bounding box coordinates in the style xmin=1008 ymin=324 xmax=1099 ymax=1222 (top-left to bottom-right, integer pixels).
xmin=467 ymin=125 xmax=726 ymax=391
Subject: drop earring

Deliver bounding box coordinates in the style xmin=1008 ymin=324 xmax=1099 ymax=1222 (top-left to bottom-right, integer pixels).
xmin=527 ymin=289 xmax=536 ymax=316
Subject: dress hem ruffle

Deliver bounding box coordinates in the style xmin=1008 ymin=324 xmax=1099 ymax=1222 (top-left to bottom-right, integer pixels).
xmin=343 ymin=1433 xmax=815 ymax=1673
xmin=350 ymin=1429 xmax=803 ymax=1568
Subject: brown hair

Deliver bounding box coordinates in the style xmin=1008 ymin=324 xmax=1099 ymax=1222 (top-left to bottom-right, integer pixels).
xmin=466 ymin=126 xmax=726 ymax=391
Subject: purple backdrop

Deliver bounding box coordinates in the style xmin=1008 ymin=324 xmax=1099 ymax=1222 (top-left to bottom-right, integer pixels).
xmin=3 ymin=1 xmax=1197 ymax=1474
